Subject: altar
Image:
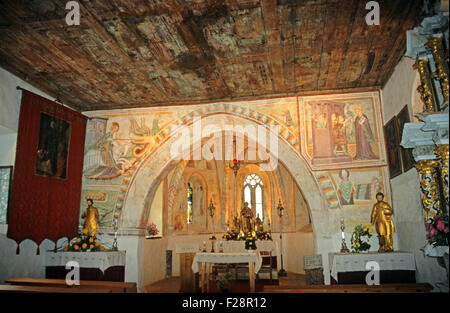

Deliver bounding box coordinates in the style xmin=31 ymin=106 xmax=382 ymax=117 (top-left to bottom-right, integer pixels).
xmin=329 ymin=252 xmax=416 ymax=284
xmin=192 ymin=252 xmax=262 ymax=293
xmin=44 ymin=251 xmax=126 ymax=282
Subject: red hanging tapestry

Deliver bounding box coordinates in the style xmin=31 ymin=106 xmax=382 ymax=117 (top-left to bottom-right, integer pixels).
xmin=7 ymin=90 xmax=87 ymax=253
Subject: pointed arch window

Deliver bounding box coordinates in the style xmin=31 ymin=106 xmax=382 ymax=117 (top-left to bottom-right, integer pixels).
xmin=187 ymin=183 xmax=193 ymax=224
xmin=243 ymin=174 xmax=264 ymax=218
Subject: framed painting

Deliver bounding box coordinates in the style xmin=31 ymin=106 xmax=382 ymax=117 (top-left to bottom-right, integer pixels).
xmin=384 ymin=116 xmax=402 ymax=178
xmin=0 ymin=166 xmax=13 ymax=224
xmin=397 ymin=105 xmax=415 ymax=172
xmin=35 ymin=113 xmax=71 ymax=179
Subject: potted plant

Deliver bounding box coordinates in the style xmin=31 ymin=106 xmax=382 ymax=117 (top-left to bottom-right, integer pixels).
xmin=145 ymin=222 xmax=159 ymax=239
xmin=351 ymin=224 xmax=373 ymax=253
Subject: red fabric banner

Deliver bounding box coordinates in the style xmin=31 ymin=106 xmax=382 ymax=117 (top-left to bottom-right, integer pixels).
xmin=7 ymin=90 xmax=87 ymax=252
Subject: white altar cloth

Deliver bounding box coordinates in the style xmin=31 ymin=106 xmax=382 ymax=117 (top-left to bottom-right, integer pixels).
xmin=424 ymin=244 xmax=449 ymax=257
xmin=329 ymin=252 xmax=416 ymax=281
xmin=45 ymin=251 xmax=126 ymax=273
xmin=192 ymin=252 xmax=262 ymax=273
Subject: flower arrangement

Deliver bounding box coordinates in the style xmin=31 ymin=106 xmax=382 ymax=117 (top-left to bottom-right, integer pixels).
xmin=64 ymin=228 xmax=104 ymax=252
xmin=256 ymin=231 xmax=272 ymax=241
xmin=223 ymin=230 xmax=272 ymax=241
xmin=351 ymin=223 xmax=373 ymax=253
xmin=426 ymin=212 xmax=449 ymax=247
xmin=146 ymin=222 xmax=159 ymax=237
xmin=245 ymin=232 xmax=257 ymax=250
xmin=223 ymin=230 xmax=239 ymax=241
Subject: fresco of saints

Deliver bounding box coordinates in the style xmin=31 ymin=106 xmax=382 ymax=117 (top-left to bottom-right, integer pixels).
xmin=315 ymin=113 xmax=327 ymax=129
xmin=337 ymin=169 xmax=355 ymax=205
xmin=174 ymin=214 xmax=184 ymax=231
xmin=332 ymin=114 xmax=349 ymax=156
xmin=84 ymin=122 xmax=122 ymax=179
xmin=352 ymin=103 xmax=378 ymax=160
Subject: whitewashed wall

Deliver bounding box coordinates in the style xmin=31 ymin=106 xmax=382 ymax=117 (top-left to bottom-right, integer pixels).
xmin=381 ymin=56 xmax=447 ymax=288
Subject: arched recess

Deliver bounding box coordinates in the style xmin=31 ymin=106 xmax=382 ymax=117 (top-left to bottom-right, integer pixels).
xmin=121 ymin=113 xmax=331 ymax=253
xmin=185 ymin=171 xmax=209 ymax=232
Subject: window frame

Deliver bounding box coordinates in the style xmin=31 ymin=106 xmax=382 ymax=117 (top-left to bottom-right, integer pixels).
xmin=242 ymin=173 xmax=264 ymax=219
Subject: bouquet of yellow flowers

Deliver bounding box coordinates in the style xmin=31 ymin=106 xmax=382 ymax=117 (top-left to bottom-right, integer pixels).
xmin=223 ymin=230 xmax=239 ymax=241
xmin=351 ymin=223 xmax=374 ymax=253
xmin=64 ymin=228 xmax=105 ymax=252
xmin=256 ymin=231 xmax=272 ymax=241
xmin=245 ymin=232 xmax=257 ymax=250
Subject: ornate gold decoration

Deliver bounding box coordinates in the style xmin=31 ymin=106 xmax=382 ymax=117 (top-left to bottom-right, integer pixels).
xmin=413 ymin=58 xmax=439 ymax=113
xmin=435 ymin=144 xmax=449 ymax=206
xmin=425 ymin=36 xmax=449 ymax=105
xmin=415 ymin=159 xmax=441 ymax=223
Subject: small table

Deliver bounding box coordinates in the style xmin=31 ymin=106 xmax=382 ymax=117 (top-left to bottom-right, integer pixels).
xmin=45 ymin=251 xmax=126 ymax=282
xmin=329 ymin=251 xmax=416 ymax=284
xmin=192 ymin=252 xmax=262 ymax=293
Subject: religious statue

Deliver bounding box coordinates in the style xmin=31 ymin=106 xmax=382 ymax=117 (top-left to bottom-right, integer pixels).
xmin=232 ymin=215 xmax=241 ymax=232
xmin=255 ymin=213 xmax=264 ymax=232
xmin=370 ymin=192 xmax=395 ymax=252
xmin=240 ymin=202 xmax=254 ymax=233
xmin=81 ymin=198 xmax=99 ymax=238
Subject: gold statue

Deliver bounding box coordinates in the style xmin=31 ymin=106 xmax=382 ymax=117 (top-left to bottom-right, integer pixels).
xmin=240 ymin=202 xmax=254 ymax=233
xmin=81 ymin=198 xmax=99 ymax=238
xmin=255 ymin=213 xmax=264 ymax=232
xmin=370 ymin=192 xmax=395 ymax=252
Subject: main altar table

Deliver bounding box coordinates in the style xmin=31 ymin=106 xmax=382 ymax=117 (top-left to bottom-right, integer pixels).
xmin=192 ymin=252 xmax=262 ymax=293
xmin=45 ymin=251 xmax=126 ymax=282
xmin=329 ymin=252 xmax=416 ymax=284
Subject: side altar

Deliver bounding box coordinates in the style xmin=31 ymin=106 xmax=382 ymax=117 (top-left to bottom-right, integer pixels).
xmin=45 ymin=250 xmax=126 ymax=282
xmin=329 ymin=251 xmax=416 ymax=284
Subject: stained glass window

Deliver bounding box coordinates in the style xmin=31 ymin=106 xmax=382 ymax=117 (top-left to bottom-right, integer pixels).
xmin=243 ymin=174 xmax=264 ymax=218
xmin=187 ymin=183 xmax=193 ymax=224
xmin=0 ymin=166 xmax=13 ymax=224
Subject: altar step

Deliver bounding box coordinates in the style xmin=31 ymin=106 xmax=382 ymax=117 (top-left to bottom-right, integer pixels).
xmin=262 ymin=283 xmax=433 ymax=293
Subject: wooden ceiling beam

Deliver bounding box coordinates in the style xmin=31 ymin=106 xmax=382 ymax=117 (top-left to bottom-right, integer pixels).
xmin=78 ymin=1 xmax=169 ymax=102
xmin=261 ymin=0 xmax=284 ymax=93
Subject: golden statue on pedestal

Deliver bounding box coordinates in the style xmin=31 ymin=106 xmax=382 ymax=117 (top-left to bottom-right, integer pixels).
xmin=370 ymin=192 xmax=395 ymax=252
xmin=81 ymin=198 xmax=99 ymax=238
xmin=240 ymin=202 xmax=254 ymax=233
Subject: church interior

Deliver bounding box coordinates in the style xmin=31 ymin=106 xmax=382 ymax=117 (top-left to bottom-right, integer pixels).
xmin=0 ymin=0 xmax=448 ymax=295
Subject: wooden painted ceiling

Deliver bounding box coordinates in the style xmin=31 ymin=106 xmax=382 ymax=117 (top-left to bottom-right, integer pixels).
xmin=0 ymin=0 xmax=421 ymax=111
